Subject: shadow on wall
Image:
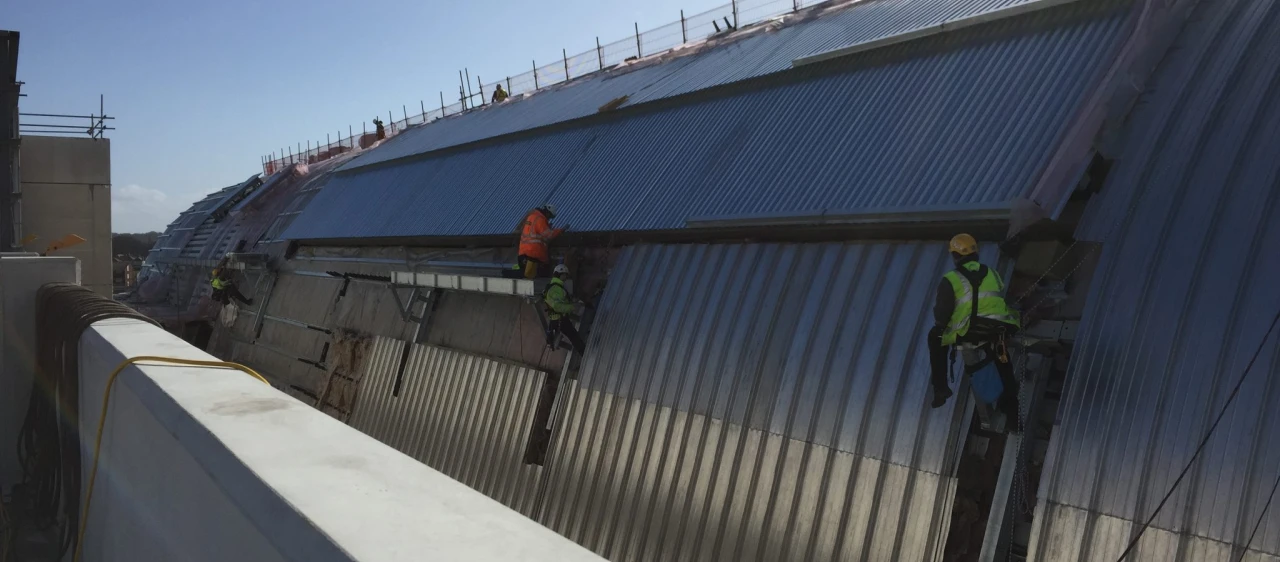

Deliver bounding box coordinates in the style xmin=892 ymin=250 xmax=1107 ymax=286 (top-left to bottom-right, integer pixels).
xmin=427 ymin=291 xmax=568 ymax=373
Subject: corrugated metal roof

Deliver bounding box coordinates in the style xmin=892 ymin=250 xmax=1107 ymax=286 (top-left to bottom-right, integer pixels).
xmin=283 ymin=0 xmax=1132 ymax=241
xmin=144 ymin=175 xmax=260 ymax=265
xmin=536 ymin=241 xmax=997 ymax=561
xmin=342 ymin=0 xmax=1091 ymax=171
xmin=206 ymin=157 xmax=354 ymax=256
xmin=1029 ymin=0 xmax=1280 ymax=559
xmin=350 ymin=338 xmax=548 ymax=517
xmin=132 ymin=157 xmax=358 ymax=319
xmin=260 ymin=158 xmax=355 ymax=244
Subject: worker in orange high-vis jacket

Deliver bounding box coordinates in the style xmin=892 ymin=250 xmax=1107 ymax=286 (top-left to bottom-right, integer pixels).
xmin=517 ymin=204 xmax=568 ymax=279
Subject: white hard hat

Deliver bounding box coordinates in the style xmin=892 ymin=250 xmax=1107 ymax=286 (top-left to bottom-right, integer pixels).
xmin=553 ymin=264 xmax=569 ymax=275
xmin=543 ymin=204 xmax=558 ymax=218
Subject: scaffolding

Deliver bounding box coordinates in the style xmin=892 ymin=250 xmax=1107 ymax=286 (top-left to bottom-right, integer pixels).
xmin=17 ymin=95 xmax=114 ymax=138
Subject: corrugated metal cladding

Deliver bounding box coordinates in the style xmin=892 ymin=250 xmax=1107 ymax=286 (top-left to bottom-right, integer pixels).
xmin=349 ymin=337 xmax=547 ymax=517
xmin=284 ymin=0 xmax=1132 ymax=241
xmin=156 ymin=159 xmax=350 ymax=267
xmin=260 ymin=158 xmax=353 ymax=244
xmin=195 ymin=159 xmax=352 ymax=261
xmin=537 ymin=241 xmax=994 ymax=562
xmin=144 ymin=175 xmax=259 ymax=265
xmin=1029 ymin=0 xmax=1280 ymax=560
xmin=343 ymin=0 xmax=1088 ymax=171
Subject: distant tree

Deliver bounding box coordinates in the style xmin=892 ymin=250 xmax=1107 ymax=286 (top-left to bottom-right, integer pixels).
xmin=112 ymin=232 xmax=161 ymax=258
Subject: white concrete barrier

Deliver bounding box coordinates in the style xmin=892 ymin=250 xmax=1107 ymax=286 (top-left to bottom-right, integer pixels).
xmin=78 ymin=317 xmax=605 ymax=562
xmin=0 ymin=256 xmax=80 ymax=487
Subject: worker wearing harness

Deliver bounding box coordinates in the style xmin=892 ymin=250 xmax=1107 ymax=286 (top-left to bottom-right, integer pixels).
xmin=210 ymin=268 xmax=252 ymax=306
xmin=929 ymin=234 xmax=1020 ymax=414
xmin=544 ymin=264 xmax=586 ymax=355
xmin=518 ymin=204 xmax=567 ymax=279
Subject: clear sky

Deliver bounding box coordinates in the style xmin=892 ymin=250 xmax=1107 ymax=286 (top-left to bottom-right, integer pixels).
xmin=8 ymin=0 xmax=721 ymax=233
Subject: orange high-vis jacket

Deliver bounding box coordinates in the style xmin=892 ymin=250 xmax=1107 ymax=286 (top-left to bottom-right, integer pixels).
xmin=518 ymin=208 xmax=563 ymax=262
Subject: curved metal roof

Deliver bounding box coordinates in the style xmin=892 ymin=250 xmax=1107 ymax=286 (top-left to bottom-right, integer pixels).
xmin=144 ymin=174 xmax=261 ymax=267
xmin=540 ymin=241 xmax=999 ymax=561
xmin=283 ymin=0 xmax=1132 ymax=242
xmin=342 ymin=0 xmax=1081 ymax=172
xmin=1031 ymin=0 xmax=1280 ymax=558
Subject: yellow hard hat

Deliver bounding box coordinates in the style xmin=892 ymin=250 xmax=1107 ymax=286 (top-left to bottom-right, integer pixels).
xmin=949 ymin=233 xmax=978 ymax=256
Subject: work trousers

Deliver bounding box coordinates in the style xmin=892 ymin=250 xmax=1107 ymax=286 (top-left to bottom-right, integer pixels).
xmin=518 ymin=255 xmax=546 ymax=279
xmin=549 ymin=318 xmax=587 ymax=355
xmin=928 ymin=325 xmax=1019 ymax=416
xmin=213 ymin=283 xmax=251 ymax=306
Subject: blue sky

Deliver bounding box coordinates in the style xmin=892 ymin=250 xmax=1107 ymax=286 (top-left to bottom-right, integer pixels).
xmin=9 ymin=0 xmax=719 ymax=232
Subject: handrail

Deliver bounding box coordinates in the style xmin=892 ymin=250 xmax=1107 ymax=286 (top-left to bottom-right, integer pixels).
xmin=261 ymin=0 xmax=816 ymax=175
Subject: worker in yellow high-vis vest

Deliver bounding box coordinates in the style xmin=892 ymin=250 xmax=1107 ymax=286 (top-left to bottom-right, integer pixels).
xmin=210 ymin=267 xmax=253 ymax=307
xmin=543 ymin=264 xmax=586 ymax=355
xmin=928 ymin=234 xmax=1020 ymax=412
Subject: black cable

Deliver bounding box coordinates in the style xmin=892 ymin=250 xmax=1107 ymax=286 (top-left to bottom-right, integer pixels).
xmin=1238 ymin=464 xmax=1280 ymax=562
xmin=17 ymin=284 xmax=160 ymax=559
xmin=1115 ymin=307 xmax=1280 ymax=561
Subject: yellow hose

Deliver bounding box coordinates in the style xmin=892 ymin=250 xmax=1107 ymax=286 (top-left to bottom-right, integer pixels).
xmin=72 ymin=356 xmax=270 ymax=562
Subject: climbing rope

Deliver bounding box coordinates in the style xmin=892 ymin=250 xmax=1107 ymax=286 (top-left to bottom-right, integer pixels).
xmin=1010 ymin=154 xmax=1161 ymax=317
xmin=1003 ymin=343 xmax=1033 ymax=562
xmin=72 ymin=356 xmax=269 ymax=562
xmin=1238 ymin=462 xmax=1280 ymax=562
xmin=1113 ymin=307 xmax=1280 ymax=561
xmin=1015 ymin=348 xmax=1034 ymax=515
xmin=993 ymin=156 xmax=1161 ymax=562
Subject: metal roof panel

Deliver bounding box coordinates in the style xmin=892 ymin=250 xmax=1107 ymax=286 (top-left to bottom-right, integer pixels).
xmin=340 ymin=0 xmax=1067 ymax=172
xmin=283 ymin=2 xmax=1130 ymax=241
xmin=1031 ymin=0 xmax=1280 ymax=558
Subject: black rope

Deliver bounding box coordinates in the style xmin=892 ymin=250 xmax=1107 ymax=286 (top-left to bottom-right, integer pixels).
xmin=1238 ymin=464 xmax=1280 ymax=562
xmin=1115 ymin=307 xmax=1280 ymax=561
xmin=16 ymin=284 xmax=159 ymax=559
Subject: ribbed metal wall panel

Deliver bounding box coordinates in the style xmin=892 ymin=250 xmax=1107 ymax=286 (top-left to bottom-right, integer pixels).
xmin=1030 ymin=0 xmax=1280 ymax=559
xmin=349 ymin=337 xmax=547 ymax=517
xmin=537 ymin=241 xmax=994 ymax=561
xmin=284 ymin=1 xmax=1131 ymax=241
xmin=343 ymin=0 xmax=1093 ymax=171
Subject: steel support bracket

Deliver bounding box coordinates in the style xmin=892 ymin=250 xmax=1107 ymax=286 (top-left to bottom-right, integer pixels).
xmin=388 ymin=283 xmax=428 ymax=324
xmin=1020 ymin=319 xmax=1079 ymax=343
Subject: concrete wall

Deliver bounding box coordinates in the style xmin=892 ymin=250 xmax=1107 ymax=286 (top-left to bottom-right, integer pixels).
xmin=77 ymin=317 xmax=605 ymax=562
xmin=0 ymin=256 xmax=80 ymax=487
xmin=19 ymin=135 xmax=111 ymax=296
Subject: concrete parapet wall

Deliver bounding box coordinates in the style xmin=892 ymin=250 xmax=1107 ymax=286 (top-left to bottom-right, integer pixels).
xmin=0 ymin=256 xmax=81 ymax=487
xmin=77 ymin=317 xmax=604 ymax=562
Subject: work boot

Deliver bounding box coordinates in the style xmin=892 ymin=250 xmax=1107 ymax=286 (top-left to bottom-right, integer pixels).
xmin=931 ymin=385 xmax=953 ymax=408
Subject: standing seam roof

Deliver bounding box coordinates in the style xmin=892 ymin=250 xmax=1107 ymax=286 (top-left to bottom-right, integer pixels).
xmin=283 ymin=0 xmax=1131 ymax=241
xmin=341 ymin=0 xmax=1073 ymax=171
xmin=1029 ymin=0 xmax=1280 ymax=559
